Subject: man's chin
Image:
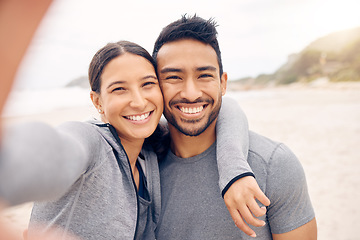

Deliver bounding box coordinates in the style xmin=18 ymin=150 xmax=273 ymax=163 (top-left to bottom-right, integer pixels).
xmin=174 ymin=123 xmax=208 ymax=137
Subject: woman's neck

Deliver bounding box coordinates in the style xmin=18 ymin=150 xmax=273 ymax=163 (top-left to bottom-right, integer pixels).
xmin=120 ymin=137 xmax=144 ymax=190
xmin=120 ymin=138 xmax=144 ymax=170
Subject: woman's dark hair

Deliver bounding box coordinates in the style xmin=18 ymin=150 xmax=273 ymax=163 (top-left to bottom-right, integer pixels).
xmin=88 ymin=40 xmax=157 ymax=93
xmin=152 ymin=14 xmax=223 ymax=77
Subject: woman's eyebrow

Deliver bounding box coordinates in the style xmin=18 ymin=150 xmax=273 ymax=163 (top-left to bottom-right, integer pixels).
xmin=106 ymin=81 xmax=125 ymax=89
xmin=142 ymin=75 xmax=158 ymax=80
xmin=106 ymin=75 xmax=157 ymax=89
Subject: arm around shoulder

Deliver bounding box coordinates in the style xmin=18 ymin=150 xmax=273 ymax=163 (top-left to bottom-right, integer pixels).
xmin=216 ymin=97 xmax=270 ymax=236
xmin=216 ymin=97 xmax=252 ymax=194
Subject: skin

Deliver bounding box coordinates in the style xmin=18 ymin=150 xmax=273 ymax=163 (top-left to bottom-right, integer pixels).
xmin=91 ymin=53 xmax=163 ymax=187
xmin=0 ymin=0 xmax=53 ymax=139
xmin=157 ymin=39 xmax=226 ymax=158
xmin=273 ymin=218 xmax=317 ymax=240
xmin=156 ymin=39 xmax=316 ymax=238
xmin=0 ymin=1 xmax=61 ymax=239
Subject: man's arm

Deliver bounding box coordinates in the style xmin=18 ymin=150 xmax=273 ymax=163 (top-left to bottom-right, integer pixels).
xmin=273 ymin=218 xmax=317 ymax=240
xmin=216 ymin=97 xmax=270 ymax=237
xmin=266 ymin=143 xmax=317 ymax=238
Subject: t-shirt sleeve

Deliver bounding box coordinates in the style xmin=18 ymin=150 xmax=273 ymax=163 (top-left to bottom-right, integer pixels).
xmin=265 ymin=143 xmax=315 ymax=234
xmin=0 ymin=121 xmax=99 ymax=206
xmin=216 ymin=97 xmax=254 ymax=197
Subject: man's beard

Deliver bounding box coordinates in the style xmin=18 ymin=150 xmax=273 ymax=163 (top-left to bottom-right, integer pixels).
xmin=163 ymin=95 xmax=222 ymax=137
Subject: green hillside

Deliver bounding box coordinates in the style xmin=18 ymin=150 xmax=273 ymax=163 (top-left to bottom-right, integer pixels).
xmin=231 ymin=26 xmax=360 ymax=87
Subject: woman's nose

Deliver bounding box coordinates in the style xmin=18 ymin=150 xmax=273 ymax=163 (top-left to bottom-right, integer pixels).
xmin=129 ymin=90 xmax=147 ymax=109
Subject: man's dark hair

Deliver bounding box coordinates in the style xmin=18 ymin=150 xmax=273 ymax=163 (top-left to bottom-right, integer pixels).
xmin=152 ymin=14 xmax=223 ymax=77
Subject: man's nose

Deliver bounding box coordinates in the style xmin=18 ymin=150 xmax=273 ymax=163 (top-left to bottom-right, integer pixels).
xmin=179 ymin=79 xmax=202 ymax=102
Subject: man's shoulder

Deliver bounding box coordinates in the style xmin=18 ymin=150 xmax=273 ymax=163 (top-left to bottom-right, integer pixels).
xmin=248 ymin=131 xmax=281 ymax=162
xmin=248 ymin=131 xmax=298 ymax=166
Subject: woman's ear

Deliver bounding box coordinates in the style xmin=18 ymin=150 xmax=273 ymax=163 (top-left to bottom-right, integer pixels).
xmin=90 ymin=91 xmax=103 ymax=114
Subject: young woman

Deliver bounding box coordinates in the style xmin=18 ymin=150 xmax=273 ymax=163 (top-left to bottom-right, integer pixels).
xmin=1 ymin=41 xmax=163 ymax=240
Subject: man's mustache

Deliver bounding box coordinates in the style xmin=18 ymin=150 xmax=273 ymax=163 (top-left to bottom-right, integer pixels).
xmin=169 ymin=98 xmax=213 ymax=106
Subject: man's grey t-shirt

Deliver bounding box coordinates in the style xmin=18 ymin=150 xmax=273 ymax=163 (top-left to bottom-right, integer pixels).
xmin=156 ymin=131 xmax=315 ymax=239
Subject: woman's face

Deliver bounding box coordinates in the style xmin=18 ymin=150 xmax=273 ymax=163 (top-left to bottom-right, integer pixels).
xmin=91 ymin=53 xmax=163 ymax=142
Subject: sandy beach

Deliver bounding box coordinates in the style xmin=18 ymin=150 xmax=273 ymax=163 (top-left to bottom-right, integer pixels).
xmin=1 ymin=82 xmax=359 ymax=240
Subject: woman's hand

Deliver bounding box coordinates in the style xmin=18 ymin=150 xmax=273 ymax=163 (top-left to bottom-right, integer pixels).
xmin=223 ymin=176 xmax=270 ymax=238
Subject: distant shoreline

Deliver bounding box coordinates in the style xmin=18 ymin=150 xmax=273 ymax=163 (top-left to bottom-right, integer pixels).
xmin=227 ymin=80 xmax=360 ymax=91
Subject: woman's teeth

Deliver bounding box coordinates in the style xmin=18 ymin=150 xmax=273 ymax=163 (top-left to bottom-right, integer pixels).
xmin=126 ymin=112 xmax=150 ymax=121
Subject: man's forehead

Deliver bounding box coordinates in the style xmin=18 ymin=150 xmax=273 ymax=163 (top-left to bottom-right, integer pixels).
xmin=156 ymin=39 xmax=218 ymax=69
xmin=157 ymin=39 xmax=213 ymax=54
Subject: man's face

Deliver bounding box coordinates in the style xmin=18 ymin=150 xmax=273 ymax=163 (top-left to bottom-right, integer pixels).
xmin=156 ymin=39 xmax=227 ymax=137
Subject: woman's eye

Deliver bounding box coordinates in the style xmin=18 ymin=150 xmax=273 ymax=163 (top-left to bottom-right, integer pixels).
xmin=112 ymin=87 xmax=125 ymax=92
xmin=143 ymin=81 xmax=156 ymax=87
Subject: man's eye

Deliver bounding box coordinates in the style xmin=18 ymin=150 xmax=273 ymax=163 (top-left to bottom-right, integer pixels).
xmin=199 ymin=74 xmax=213 ymax=78
xmin=165 ymin=75 xmax=181 ymax=80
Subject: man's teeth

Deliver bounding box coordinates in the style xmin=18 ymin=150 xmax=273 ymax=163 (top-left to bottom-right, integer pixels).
xmin=180 ymin=106 xmax=203 ymax=114
xmin=127 ymin=112 xmax=150 ymax=121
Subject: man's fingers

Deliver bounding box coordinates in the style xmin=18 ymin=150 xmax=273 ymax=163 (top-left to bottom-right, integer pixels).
xmin=228 ymin=209 xmax=256 ymax=237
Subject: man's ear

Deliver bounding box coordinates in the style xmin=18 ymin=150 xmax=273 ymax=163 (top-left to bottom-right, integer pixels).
xmin=220 ymin=72 xmax=228 ymax=96
xmin=90 ymin=91 xmax=103 ymax=113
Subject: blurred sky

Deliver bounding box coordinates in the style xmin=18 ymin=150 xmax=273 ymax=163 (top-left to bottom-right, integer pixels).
xmin=13 ymin=0 xmax=360 ymax=89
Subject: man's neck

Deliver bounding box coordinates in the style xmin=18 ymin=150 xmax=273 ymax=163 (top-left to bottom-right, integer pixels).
xmin=169 ymin=122 xmax=216 ymax=159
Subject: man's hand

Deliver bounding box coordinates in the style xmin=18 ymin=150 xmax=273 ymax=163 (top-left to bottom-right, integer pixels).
xmin=223 ymin=176 xmax=270 ymax=237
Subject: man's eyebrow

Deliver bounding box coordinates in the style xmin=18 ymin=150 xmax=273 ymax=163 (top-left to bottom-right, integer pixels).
xmin=160 ymin=67 xmax=182 ymax=74
xmin=197 ymin=66 xmax=217 ymax=72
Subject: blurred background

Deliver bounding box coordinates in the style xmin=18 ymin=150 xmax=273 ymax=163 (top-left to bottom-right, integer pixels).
xmin=3 ymin=0 xmax=360 ymax=117
xmin=1 ymin=0 xmax=360 ymax=239
xmin=9 ymin=0 xmax=360 ymax=90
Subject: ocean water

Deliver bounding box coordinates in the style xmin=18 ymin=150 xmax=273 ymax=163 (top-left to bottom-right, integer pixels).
xmin=2 ymin=87 xmax=93 ymax=118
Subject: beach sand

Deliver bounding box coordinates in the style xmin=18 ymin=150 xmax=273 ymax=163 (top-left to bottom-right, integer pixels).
xmin=1 ymin=82 xmax=359 ymax=240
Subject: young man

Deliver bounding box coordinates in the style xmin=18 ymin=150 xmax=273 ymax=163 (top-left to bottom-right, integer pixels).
xmin=153 ymin=15 xmax=317 ymax=239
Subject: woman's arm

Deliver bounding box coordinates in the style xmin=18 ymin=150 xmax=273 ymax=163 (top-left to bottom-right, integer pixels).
xmin=216 ymin=97 xmax=270 ymax=237
xmin=216 ymin=97 xmax=252 ymax=194
xmin=0 ymin=121 xmax=96 ymax=206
